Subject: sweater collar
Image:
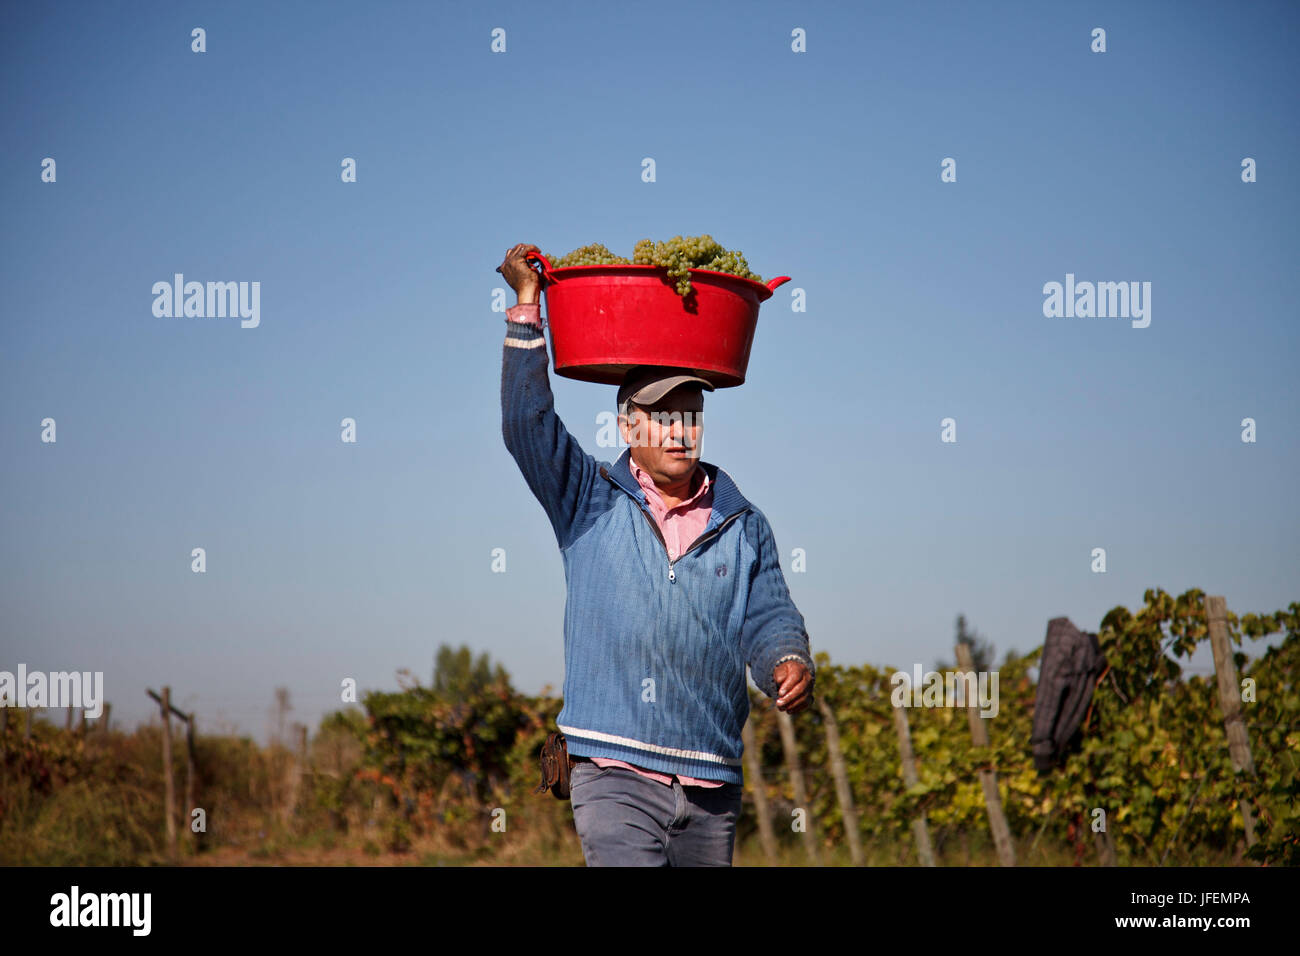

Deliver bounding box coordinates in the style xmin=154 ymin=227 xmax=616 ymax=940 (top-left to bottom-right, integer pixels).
xmin=602 ymin=446 xmax=752 ymax=526
xmin=629 ymin=453 xmax=710 ymax=507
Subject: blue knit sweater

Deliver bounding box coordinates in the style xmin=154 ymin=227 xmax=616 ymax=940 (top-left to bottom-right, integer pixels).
xmin=501 ymin=315 xmax=814 ymax=784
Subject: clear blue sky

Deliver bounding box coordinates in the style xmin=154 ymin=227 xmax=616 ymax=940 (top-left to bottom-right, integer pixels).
xmin=2 ymin=0 xmax=1296 ymax=742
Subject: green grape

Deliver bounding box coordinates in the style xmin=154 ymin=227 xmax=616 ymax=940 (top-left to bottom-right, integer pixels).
xmin=546 ymin=242 xmax=632 ymax=269
xmin=545 ymin=235 xmax=763 ymax=296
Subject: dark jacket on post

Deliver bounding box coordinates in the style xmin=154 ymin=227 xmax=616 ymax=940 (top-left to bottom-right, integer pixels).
xmin=1030 ymin=616 xmax=1107 ymax=774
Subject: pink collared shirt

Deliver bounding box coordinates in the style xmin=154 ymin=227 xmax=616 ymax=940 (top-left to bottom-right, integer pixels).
xmin=507 ymin=301 xmax=726 ymax=788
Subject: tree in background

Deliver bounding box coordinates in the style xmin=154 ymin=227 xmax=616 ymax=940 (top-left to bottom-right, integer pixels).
xmin=934 ymin=614 xmax=1001 ymax=672
xmin=272 ymin=686 xmax=291 ymax=745
xmin=432 ymin=645 xmax=510 ymax=704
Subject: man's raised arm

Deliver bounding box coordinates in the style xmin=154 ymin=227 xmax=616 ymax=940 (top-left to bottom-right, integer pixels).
xmin=498 ymin=243 xmax=599 ymax=550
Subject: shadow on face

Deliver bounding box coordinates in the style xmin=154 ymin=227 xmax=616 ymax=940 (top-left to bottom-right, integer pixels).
xmin=619 ymin=385 xmax=705 ymax=484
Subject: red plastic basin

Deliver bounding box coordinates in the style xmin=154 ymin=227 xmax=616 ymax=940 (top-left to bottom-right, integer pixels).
xmin=525 ymin=251 xmax=790 ymax=388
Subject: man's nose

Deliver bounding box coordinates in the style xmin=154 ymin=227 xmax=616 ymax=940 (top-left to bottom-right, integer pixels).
xmin=676 ymin=419 xmax=701 ymax=447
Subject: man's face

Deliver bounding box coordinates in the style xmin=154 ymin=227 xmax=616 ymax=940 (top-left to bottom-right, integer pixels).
xmin=619 ymin=385 xmax=704 ymax=484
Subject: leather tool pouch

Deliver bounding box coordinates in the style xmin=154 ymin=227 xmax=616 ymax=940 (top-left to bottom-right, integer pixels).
xmin=535 ymin=730 xmax=576 ymax=800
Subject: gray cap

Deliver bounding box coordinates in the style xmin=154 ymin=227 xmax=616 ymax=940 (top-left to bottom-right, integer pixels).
xmin=617 ymin=365 xmax=715 ymax=410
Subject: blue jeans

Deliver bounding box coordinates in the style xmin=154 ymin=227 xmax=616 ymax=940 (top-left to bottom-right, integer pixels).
xmin=569 ymin=762 xmax=743 ymax=866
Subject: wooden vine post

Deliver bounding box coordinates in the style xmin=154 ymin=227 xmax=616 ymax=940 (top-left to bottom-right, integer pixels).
xmin=185 ymin=711 xmax=198 ymax=850
xmin=148 ymin=686 xmax=178 ymax=860
xmin=818 ymin=697 xmax=865 ymax=866
xmin=891 ymin=698 xmax=936 ymax=866
xmin=148 ymin=687 xmax=200 ymax=858
xmin=741 ymin=716 xmax=779 ymax=864
xmin=776 ymin=708 xmax=821 ymax=865
xmin=1206 ymin=595 xmax=1259 ymax=850
xmin=954 ymin=643 xmax=1016 ymax=866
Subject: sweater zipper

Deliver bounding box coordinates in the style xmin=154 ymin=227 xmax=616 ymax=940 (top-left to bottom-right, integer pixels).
xmin=601 ymin=469 xmax=747 ymax=584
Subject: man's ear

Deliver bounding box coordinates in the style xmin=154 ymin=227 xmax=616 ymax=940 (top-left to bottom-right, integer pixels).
xmin=620 ymin=404 xmax=642 ymax=446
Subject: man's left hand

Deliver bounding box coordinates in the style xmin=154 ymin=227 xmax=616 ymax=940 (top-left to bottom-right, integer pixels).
xmin=773 ymin=660 xmax=812 ymax=714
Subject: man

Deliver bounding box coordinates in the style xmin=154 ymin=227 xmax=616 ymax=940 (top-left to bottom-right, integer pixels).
xmin=497 ymin=242 xmax=814 ymax=866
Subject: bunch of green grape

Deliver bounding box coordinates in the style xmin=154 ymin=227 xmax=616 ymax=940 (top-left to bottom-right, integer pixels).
xmin=546 ymin=243 xmax=631 ymax=268
xmin=544 ymin=235 xmax=762 ymax=296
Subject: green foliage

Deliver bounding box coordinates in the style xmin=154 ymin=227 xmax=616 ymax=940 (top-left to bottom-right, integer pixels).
xmin=361 ymin=659 xmax=518 ymax=804
xmin=302 ymin=708 xmax=372 ymax=834
xmin=0 ymin=718 xmax=162 ymax=864
xmin=1239 ymin=605 xmax=1300 ymax=864
xmin=759 ymin=588 xmax=1298 ymax=865
xmin=355 ymin=643 xmax=573 ymax=851
xmin=3 ymin=593 xmax=1292 ymax=866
